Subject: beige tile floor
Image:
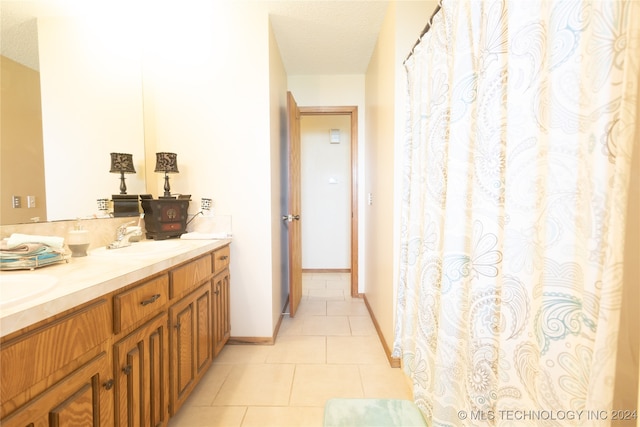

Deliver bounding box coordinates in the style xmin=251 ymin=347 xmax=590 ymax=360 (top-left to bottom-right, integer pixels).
xmin=168 ymin=272 xmax=413 ymax=427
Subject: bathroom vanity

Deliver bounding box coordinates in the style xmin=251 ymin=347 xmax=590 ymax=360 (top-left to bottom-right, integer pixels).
xmin=0 ymin=238 xmax=231 ymax=426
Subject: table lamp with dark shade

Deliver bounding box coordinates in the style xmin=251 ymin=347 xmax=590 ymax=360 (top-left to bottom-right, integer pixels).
xmin=109 ymin=152 xmax=136 ymax=195
xmin=154 ymin=152 xmax=179 ymax=198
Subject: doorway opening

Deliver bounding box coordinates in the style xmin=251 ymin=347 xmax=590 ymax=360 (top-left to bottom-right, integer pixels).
xmin=299 ymin=106 xmax=358 ymax=297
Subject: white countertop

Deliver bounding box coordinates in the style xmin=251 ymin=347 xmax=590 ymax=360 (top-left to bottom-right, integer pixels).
xmin=0 ymin=238 xmax=231 ymax=338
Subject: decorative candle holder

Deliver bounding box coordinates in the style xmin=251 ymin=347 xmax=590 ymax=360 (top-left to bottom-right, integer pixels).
xmin=97 ymin=198 xmax=109 ymax=213
xmin=201 ymin=198 xmax=212 ymax=212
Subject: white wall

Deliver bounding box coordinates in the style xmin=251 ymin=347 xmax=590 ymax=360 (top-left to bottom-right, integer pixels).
xmin=288 ymin=74 xmax=366 ymax=289
xmin=363 ymin=1 xmax=438 ymax=350
xmin=141 ymin=2 xmax=277 ymax=338
xmin=301 ymin=115 xmax=351 ymax=269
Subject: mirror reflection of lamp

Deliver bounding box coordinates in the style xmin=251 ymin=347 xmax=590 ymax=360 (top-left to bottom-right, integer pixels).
xmin=109 ymin=153 xmax=136 ymax=194
xmin=154 ymin=152 xmax=179 ymax=198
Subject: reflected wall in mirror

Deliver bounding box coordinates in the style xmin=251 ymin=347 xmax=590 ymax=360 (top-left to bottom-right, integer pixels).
xmin=0 ymin=1 xmax=147 ymax=225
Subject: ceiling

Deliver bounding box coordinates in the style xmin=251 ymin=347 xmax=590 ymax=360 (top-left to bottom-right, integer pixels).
xmin=1 ymin=0 xmax=391 ymax=75
xmin=267 ymin=1 xmax=390 ymax=74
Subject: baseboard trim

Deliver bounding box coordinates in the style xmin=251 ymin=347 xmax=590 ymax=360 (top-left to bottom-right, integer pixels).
xmin=363 ymin=294 xmax=401 ymax=368
xmin=227 ymin=297 xmax=288 ymax=346
xmin=302 ymin=268 xmax=351 ymax=273
xmin=227 ymin=336 xmax=275 ymax=345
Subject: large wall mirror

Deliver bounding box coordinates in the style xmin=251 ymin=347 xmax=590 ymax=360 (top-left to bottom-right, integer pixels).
xmin=1 ymin=1 xmax=147 ymax=225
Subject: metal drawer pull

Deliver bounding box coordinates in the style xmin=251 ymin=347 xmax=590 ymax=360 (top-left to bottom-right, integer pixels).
xmin=219 ymin=255 xmax=229 ymax=261
xmin=140 ymin=294 xmax=161 ymax=306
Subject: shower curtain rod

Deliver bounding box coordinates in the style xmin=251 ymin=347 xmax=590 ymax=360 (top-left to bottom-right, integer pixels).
xmin=404 ymin=2 xmax=442 ymax=64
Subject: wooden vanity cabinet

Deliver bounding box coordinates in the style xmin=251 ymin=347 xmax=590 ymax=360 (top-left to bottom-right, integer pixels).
xmin=0 ymin=243 xmax=231 ymax=427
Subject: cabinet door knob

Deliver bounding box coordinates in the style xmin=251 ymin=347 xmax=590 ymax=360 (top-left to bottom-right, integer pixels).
xmin=103 ymin=379 xmax=114 ymax=390
xmin=140 ymin=294 xmax=161 ymax=306
xmin=219 ymin=255 xmax=229 ymax=261
xmin=122 ymin=365 xmax=132 ymax=375
xmin=174 ymin=322 xmax=181 ymax=330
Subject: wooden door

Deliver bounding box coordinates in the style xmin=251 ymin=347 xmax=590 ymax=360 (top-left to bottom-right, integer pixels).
xmin=286 ymin=91 xmax=302 ymax=317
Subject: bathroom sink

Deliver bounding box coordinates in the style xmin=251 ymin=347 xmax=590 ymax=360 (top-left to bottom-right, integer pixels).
xmin=0 ymin=274 xmax=59 ymax=309
xmin=91 ymin=239 xmax=185 ymax=259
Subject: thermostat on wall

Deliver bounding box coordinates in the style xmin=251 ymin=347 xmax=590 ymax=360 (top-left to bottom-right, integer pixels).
xmin=330 ymin=129 xmax=340 ymax=144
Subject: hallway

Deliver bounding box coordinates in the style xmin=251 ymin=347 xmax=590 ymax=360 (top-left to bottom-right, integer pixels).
xmin=168 ymin=272 xmax=412 ymax=426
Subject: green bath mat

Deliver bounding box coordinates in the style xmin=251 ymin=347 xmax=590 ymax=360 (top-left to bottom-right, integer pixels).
xmin=323 ymin=398 xmax=428 ymax=427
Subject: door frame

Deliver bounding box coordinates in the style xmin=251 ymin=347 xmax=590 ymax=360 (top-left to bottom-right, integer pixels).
xmin=298 ymin=105 xmax=359 ymax=297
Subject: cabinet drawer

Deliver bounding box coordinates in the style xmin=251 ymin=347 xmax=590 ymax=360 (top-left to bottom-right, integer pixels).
xmin=0 ymin=299 xmax=111 ymax=405
xmin=114 ymin=275 xmax=168 ymax=334
xmin=170 ymin=255 xmax=212 ymax=298
xmin=213 ymin=245 xmax=230 ymax=273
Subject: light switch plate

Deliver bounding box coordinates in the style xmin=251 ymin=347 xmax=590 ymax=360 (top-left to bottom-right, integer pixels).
xmin=330 ymin=129 xmax=340 ymax=143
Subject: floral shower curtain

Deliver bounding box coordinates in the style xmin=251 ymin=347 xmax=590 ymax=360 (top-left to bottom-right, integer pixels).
xmin=394 ymin=1 xmax=639 ymax=426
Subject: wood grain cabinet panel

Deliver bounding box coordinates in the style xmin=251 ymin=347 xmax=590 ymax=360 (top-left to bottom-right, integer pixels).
xmin=114 ymin=275 xmax=169 ymax=334
xmin=212 ymin=246 xmax=230 ymax=273
xmin=213 ymin=269 xmax=231 ymax=357
xmin=169 ymin=283 xmax=213 ymax=416
xmin=0 ymin=298 xmax=111 ymax=411
xmin=170 ymin=255 xmax=212 ymax=298
xmin=113 ymin=313 xmax=169 ymax=427
xmin=1 ymin=351 xmax=114 ymax=427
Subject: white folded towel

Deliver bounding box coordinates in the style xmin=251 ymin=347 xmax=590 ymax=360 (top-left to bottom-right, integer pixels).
xmin=180 ymin=232 xmax=231 ymax=240
xmin=6 ymin=233 xmax=65 ymax=250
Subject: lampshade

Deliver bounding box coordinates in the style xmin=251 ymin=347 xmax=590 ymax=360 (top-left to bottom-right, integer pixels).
xmin=154 ymin=152 xmax=179 ymax=173
xmin=109 ymin=152 xmax=136 ymax=174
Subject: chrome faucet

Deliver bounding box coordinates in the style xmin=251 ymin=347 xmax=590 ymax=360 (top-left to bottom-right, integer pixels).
xmin=107 ymin=220 xmax=142 ymax=249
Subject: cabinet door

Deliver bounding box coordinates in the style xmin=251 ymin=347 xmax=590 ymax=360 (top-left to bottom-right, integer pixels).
xmin=213 ymin=269 xmax=231 ymax=357
xmin=114 ymin=313 xmax=169 ymax=427
xmin=1 ymin=351 xmax=114 ymax=427
xmin=169 ymin=283 xmax=212 ymax=416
